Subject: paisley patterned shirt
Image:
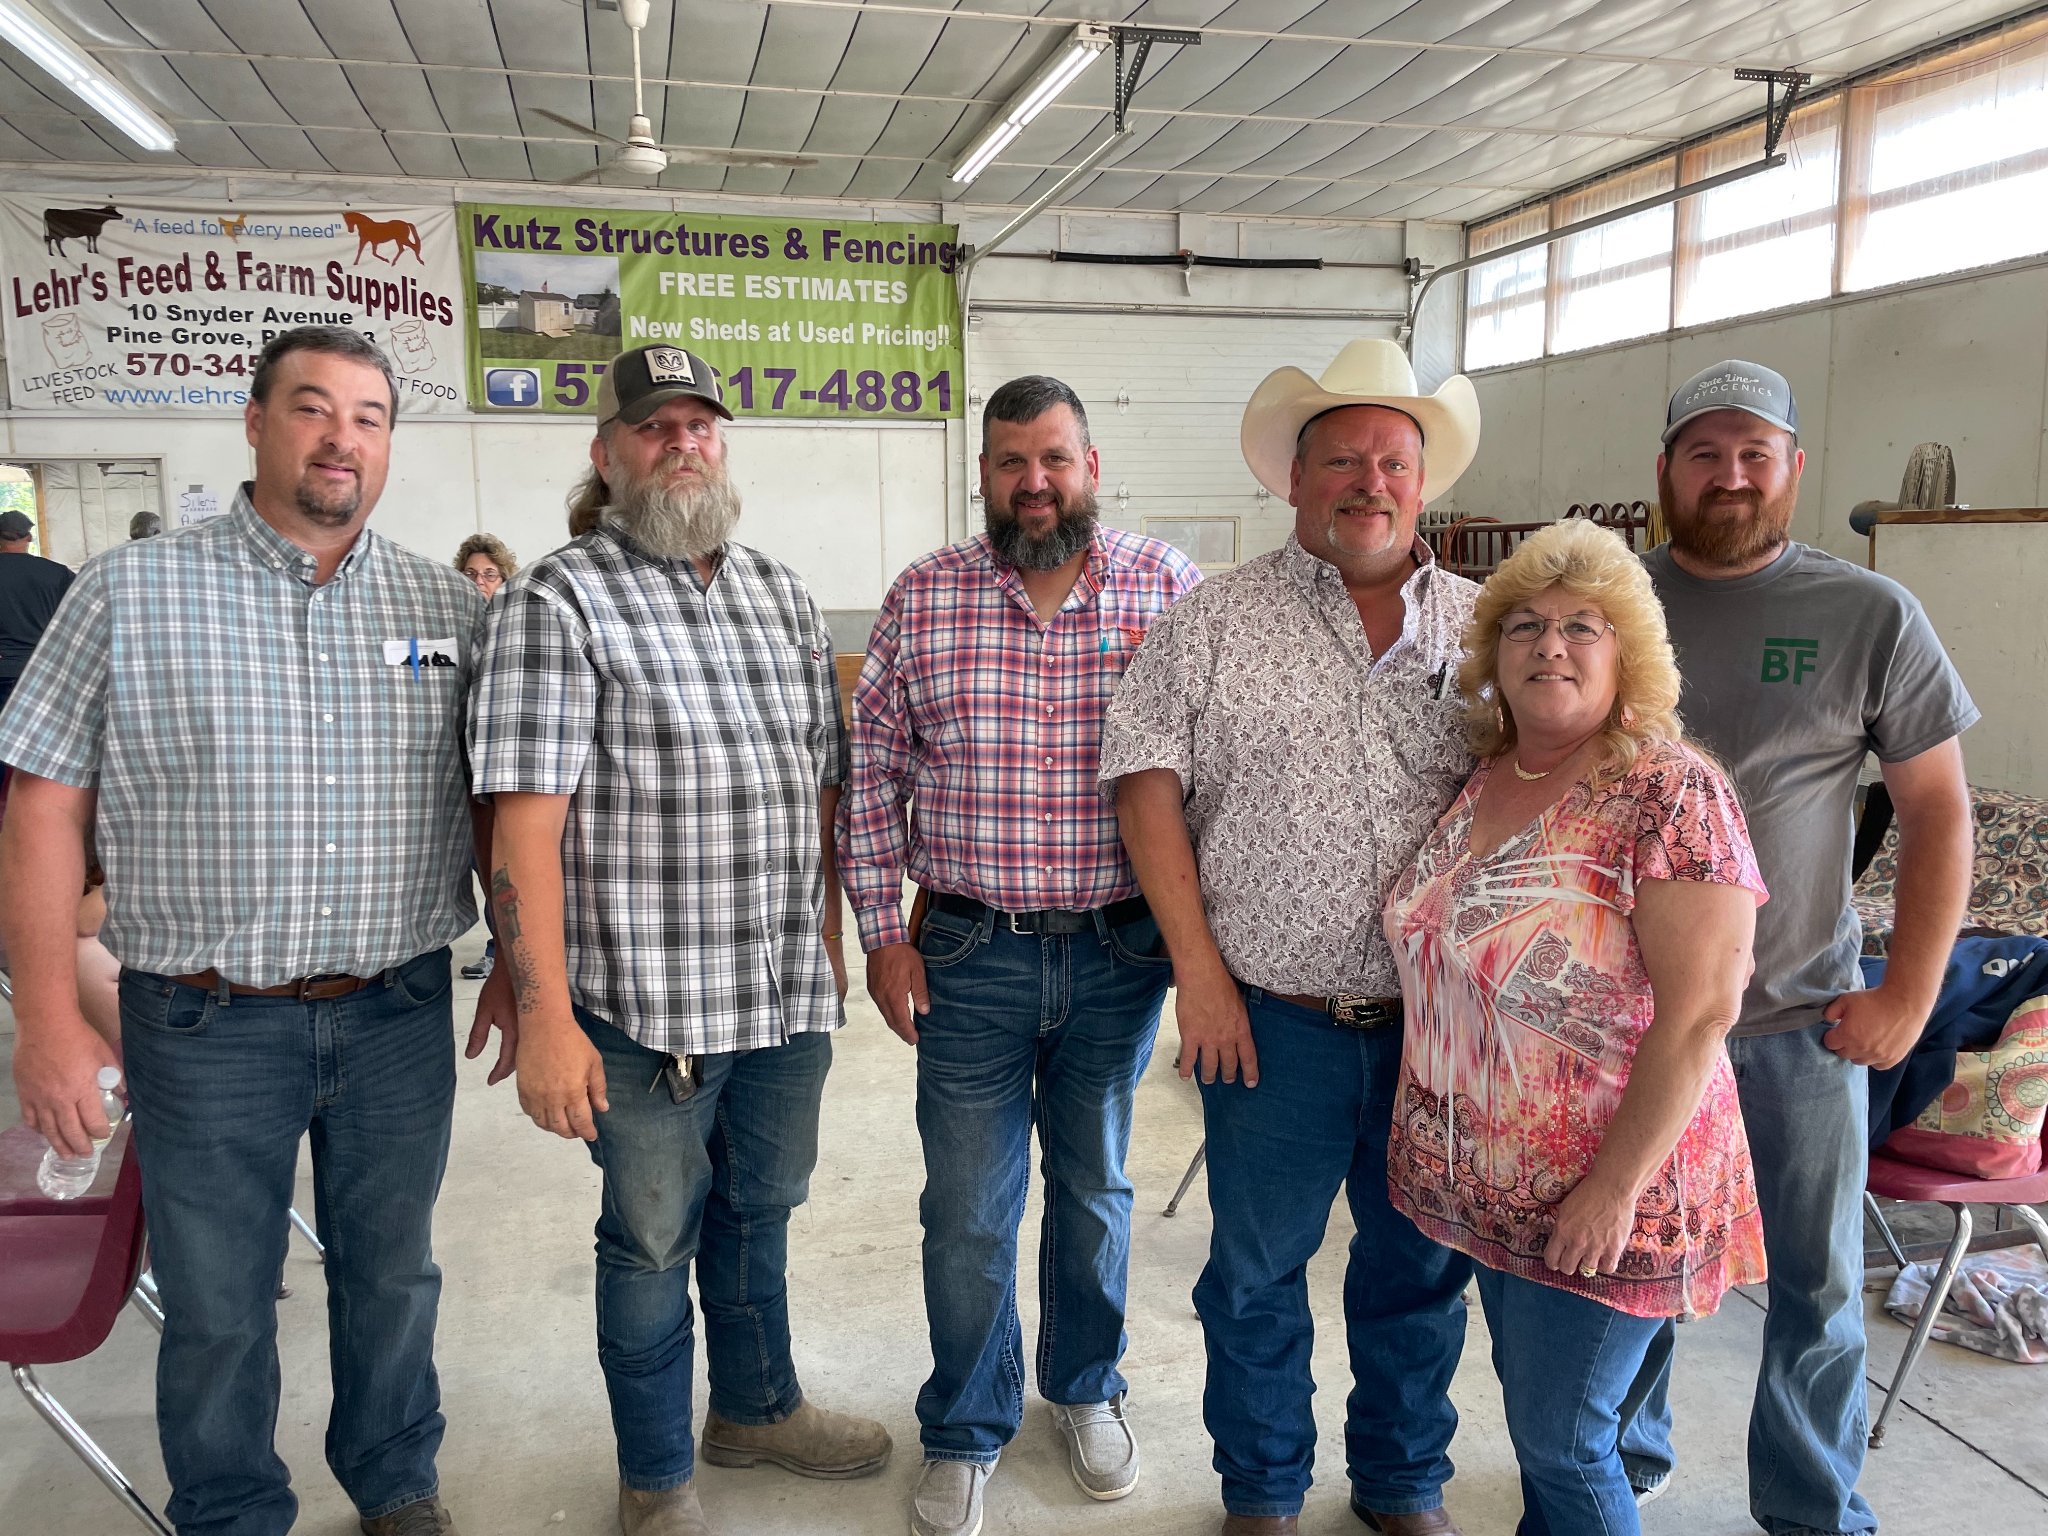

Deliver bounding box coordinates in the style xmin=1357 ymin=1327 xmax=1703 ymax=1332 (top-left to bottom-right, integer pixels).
xmin=1383 ymin=742 xmax=1770 ymax=1318
xmin=1099 ymin=535 xmax=1475 ymax=996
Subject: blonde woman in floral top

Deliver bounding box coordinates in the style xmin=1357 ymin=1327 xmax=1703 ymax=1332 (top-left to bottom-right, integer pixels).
xmin=1382 ymin=518 xmax=1768 ymax=1536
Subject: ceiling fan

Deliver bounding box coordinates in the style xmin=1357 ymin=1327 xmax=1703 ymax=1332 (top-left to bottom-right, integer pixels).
xmin=534 ymin=0 xmax=817 ymax=181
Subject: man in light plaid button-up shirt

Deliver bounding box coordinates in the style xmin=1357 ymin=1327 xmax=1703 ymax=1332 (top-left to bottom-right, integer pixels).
xmin=468 ymin=344 xmax=888 ymax=1536
xmin=0 ymin=328 xmax=486 ymax=1536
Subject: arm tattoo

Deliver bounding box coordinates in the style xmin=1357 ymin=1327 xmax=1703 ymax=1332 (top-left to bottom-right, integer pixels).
xmin=490 ymin=865 xmax=542 ymax=1015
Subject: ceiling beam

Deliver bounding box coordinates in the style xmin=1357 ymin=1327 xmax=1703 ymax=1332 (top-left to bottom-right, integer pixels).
xmin=83 ymin=46 xmax=1686 ymax=145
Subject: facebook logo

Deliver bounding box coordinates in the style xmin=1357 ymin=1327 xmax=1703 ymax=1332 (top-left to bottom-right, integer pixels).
xmin=484 ymin=368 xmax=541 ymax=409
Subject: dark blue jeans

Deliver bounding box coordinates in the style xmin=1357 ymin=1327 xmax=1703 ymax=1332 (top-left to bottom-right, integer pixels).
xmin=578 ymin=1010 xmax=831 ymax=1490
xmin=1622 ymin=1023 xmax=1877 ymax=1536
xmin=912 ymin=904 xmax=1170 ymax=1462
xmin=1195 ymin=989 xmax=1471 ymax=1519
xmin=120 ymin=949 xmax=456 ymax=1536
xmin=1476 ymin=1267 xmax=1667 ymax=1536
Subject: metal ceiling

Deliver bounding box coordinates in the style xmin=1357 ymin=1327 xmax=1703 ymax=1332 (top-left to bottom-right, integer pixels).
xmin=0 ymin=0 xmax=2033 ymax=224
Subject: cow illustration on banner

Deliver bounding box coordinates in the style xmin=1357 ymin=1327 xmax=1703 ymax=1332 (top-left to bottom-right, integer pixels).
xmin=1 ymin=198 xmax=468 ymax=414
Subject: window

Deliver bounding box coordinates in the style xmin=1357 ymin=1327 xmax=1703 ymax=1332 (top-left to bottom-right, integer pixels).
xmin=1675 ymin=101 xmax=1839 ymax=327
xmin=1457 ymin=15 xmax=2048 ymax=367
xmin=1551 ymin=159 xmax=1674 ymax=352
xmin=1463 ymin=206 xmax=1547 ymax=369
xmin=1843 ymin=22 xmax=2048 ymax=291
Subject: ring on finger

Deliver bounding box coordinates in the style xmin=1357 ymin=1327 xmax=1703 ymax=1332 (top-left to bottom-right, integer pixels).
xmin=1578 ymin=1264 xmax=1598 ymax=1278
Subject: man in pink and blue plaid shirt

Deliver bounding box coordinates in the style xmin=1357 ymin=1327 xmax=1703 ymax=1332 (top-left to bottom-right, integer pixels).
xmin=838 ymin=375 xmax=1198 ymax=1536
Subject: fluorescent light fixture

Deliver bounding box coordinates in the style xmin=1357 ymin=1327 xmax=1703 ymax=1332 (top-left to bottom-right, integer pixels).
xmin=0 ymin=0 xmax=176 ymax=152
xmin=950 ymin=22 xmax=1108 ymax=185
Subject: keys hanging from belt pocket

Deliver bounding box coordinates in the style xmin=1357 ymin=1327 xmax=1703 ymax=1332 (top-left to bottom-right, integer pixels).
xmin=654 ymin=1054 xmax=698 ymax=1103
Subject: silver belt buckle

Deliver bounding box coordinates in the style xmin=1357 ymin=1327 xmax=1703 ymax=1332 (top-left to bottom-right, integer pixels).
xmin=1330 ymin=994 xmax=1397 ymax=1028
xmin=1002 ymin=909 xmax=1032 ymax=936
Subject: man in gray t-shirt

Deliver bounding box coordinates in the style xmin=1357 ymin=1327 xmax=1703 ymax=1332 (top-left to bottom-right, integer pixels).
xmin=1627 ymin=360 xmax=1977 ymax=1536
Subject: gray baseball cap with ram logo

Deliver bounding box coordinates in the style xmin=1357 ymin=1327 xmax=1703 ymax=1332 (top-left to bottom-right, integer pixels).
xmin=1662 ymin=359 xmax=1798 ymax=444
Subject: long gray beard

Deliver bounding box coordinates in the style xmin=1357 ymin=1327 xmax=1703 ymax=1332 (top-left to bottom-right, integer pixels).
xmin=609 ymin=458 xmax=742 ymax=560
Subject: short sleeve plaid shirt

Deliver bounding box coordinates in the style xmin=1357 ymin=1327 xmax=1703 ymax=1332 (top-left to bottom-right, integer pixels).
xmin=468 ymin=526 xmax=848 ymax=1056
xmin=0 ymin=486 xmax=485 ymax=985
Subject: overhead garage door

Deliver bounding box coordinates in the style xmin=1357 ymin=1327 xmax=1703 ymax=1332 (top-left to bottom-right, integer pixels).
xmin=969 ymin=309 xmax=1399 ymax=568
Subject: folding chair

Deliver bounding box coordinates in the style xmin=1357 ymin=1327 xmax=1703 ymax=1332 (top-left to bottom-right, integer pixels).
xmin=0 ymin=1121 xmax=170 ymax=1533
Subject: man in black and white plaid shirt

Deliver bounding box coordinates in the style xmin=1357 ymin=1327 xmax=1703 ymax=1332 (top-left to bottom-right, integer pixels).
xmin=469 ymin=344 xmax=889 ymax=1536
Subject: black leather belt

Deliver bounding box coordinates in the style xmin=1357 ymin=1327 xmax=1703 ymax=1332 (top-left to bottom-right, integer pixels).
xmin=1260 ymin=988 xmax=1404 ymax=1030
xmin=931 ymin=891 xmax=1150 ymax=936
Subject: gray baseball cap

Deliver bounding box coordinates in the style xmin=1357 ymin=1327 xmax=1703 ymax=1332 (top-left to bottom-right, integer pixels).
xmin=1663 ymin=359 xmax=1798 ymax=444
xmin=0 ymin=509 xmax=32 ymax=539
xmin=595 ymin=344 xmax=732 ymax=426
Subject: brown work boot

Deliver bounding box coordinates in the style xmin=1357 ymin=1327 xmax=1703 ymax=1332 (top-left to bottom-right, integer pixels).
xmin=1352 ymin=1500 xmax=1463 ymax=1535
xmin=618 ymin=1480 xmax=709 ymax=1536
xmin=1221 ymin=1517 xmax=1298 ymax=1534
xmin=700 ymin=1395 xmax=892 ymax=1478
xmin=359 ymin=1499 xmax=456 ymax=1536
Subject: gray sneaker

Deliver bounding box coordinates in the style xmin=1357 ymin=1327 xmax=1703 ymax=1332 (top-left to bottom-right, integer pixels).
xmin=909 ymin=1457 xmax=993 ymax=1536
xmin=359 ymin=1500 xmax=455 ymax=1536
xmin=618 ymin=1480 xmax=710 ymax=1536
xmin=1050 ymin=1393 xmax=1139 ymax=1500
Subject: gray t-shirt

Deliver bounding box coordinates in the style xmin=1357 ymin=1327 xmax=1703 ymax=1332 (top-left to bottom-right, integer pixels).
xmin=1646 ymin=542 xmax=1978 ymax=1037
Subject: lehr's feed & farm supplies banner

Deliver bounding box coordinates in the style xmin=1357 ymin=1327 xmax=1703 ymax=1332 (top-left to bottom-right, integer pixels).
xmin=2 ymin=198 xmax=466 ymax=413
xmin=461 ymin=204 xmax=962 ymax=421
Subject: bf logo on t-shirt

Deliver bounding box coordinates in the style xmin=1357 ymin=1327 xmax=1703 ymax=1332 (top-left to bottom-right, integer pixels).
xmin=1762 ymin=636 xmax=1819 ymax=684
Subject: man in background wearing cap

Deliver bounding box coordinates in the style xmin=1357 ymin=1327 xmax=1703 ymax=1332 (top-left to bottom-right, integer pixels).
xmin=469 ymin=344 xmax=889 ymax=1536
xmin=1623 ymin=360 xmax=1976 ymax=1536
xmin=1102 ymin=339 xmax=1481 ymax=1536
xmin=840 ymin=374 xmax=1198 ymax=1536
xmin=0 ymin=508 xmax=73 ymax=730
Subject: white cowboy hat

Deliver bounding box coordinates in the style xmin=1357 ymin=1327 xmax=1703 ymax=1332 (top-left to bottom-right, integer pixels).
xmin=1241 ymin=338 xmax=1481 ymax=503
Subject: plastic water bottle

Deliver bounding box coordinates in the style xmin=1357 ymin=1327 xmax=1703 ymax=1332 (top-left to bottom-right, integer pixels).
xmin=36 ymin=1066 xmax=126 ymax=1200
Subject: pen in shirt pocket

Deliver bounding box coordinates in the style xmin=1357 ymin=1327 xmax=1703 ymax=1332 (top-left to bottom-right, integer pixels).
xmin=408 ymin=636 xmax=420 ymax=682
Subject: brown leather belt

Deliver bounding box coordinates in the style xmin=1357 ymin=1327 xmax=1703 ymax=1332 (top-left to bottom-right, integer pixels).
xmin=1269 ymin=991 xmax=1404 ymax=1030
xmin=169 ymin=968 xmax=376 ymax=1001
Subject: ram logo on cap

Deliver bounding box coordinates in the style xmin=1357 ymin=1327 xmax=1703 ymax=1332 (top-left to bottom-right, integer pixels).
xmin=645 ymin=347 xmax=697 ymax=386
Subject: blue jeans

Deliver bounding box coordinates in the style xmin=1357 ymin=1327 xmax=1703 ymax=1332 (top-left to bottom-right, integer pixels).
xmin=578 ymin=1010 xmax=832 ymax=1490
xmin=912 ymin=903 xmax=1170 ymax=1462
xmin=1195 ymin=989 xmax=1471 ymax=1519
xmin=120 ymin=949 xmax=456 ymax=1536
xmin=1476 ymin=1267 xmax=1667 ymax=1536
xmin=1623 ymin=1022 xmax=1876 ymax=1535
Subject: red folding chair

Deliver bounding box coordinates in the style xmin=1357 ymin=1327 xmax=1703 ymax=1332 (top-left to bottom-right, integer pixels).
xmin=0 ymin=1119 xmax=171 ymax=1532
xmin=1862 ymin=1150 xmax=2048 ymax=1448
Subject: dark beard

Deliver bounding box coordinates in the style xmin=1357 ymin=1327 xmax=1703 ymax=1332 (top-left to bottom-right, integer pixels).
xmin=294 ymin=474 xmax=360 ymax=527
xmin=609 ymin=455 xmax=742 ymax=560
xmin=1658 ymin=467 xmax=1795 ymax=570
xmin=987 ymin=484 xmax=1098 ymax=571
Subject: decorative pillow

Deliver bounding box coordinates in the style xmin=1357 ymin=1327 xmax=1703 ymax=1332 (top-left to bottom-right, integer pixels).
xmin=1885 ymin=995 xmax=2048 ymax=1179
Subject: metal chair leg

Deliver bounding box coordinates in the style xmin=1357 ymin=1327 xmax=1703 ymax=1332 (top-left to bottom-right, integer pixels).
xmin=2001 ymin=1199 xmax=2048 ymax=1258
xmin=129 ymin=1270 xmax=164 ymax=1332
xmin=287 ymin=1206 xmax=324 ymax=1258
xmin=1870 ymin=1200 xmax=1973 ymax=1449
xmin=1163 ymin=1139 xmax=1206 ymax=1217
xmin=1864 ymin=1191 xmax=1911 ymax=1270
xmin=11 ymin=1364 xmax=173 ymax=1534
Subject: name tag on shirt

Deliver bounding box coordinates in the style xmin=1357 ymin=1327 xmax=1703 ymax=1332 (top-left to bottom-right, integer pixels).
xmin=382 ymin=638 xmax=459 ymax=669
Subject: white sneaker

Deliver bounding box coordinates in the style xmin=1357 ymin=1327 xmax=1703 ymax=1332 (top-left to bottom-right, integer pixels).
xmin=1049 ymin=1393 xmax=1139 ymax=1500
xmin=1634 ymin=1473 xmax=1670 ymax=1508
xmin=909 ymin=1457 xmax=992 ymax=1536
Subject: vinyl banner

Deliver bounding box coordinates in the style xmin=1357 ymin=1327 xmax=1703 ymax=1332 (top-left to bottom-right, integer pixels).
xmin=460 ymin=203 xmax=962 ymax=421
xmin=1 ymin=197 xmax=467 ymax=414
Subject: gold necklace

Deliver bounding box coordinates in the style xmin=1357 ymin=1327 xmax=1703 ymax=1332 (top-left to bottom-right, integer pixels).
xmin=1511 ymin=758 xmax=1550 ymax=781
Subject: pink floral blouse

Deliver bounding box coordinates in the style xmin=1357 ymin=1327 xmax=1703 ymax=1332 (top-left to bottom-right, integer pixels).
xmin=1382 ymin=741 xmax=1770 ymax=1319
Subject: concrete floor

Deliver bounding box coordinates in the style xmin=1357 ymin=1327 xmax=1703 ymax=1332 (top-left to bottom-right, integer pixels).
xmin=4 ymin=929 xmax=2047 ymax=1535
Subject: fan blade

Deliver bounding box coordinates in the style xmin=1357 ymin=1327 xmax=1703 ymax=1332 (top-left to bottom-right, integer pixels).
xmin=664 ymin=146 xmax=820 ymax=170
xmin=557 ymin=164 xmax=610 ymax=186
xmin=533 ymin=106 xmax=622 ymax=148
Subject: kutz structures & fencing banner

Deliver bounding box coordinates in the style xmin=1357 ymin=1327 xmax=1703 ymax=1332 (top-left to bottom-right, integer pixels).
xmin=461 ymin=204 xmax=962 ymax=421
xmin=2 ymin=198 xmax=467 ymax=413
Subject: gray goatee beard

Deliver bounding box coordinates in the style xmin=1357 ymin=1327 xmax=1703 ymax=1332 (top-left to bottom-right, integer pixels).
xmin=987 ymin=484 xmax=1098 ymax=571
xmin=609 ymin=456 xmax=742 ymax=561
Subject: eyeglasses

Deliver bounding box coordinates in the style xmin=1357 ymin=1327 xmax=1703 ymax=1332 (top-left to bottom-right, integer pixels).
xmin=1498 ymin=612 xmax=1614 ymax=645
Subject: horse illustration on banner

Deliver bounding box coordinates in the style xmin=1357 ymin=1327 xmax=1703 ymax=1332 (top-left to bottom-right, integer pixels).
xmin=344 ymin=210 xmax=425 ymax=265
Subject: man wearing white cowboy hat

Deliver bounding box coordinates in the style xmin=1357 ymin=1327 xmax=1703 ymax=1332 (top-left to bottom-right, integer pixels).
xmin=1100 ymin=338 xmax=1481 ymax=1536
